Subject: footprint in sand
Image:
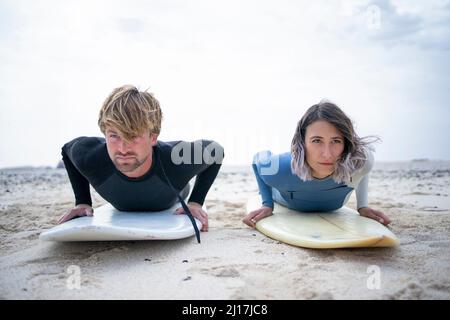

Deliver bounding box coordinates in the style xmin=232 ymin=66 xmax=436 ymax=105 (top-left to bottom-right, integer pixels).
xmin=385 ymin=282 xmax=425 ymax=300
xmin=198 ymin=266 xmax=241 ymax=278
xmin=224 ymin=202 xmax=244 ymax=209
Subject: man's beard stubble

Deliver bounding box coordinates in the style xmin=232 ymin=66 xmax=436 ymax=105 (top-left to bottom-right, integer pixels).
xmin=113 ymin=153 xmax=147 ymax=173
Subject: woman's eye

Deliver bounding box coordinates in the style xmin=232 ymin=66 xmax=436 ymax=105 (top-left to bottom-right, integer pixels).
xmin=312 ymin=139 xmax=321 ymax=143
xmin=333 ymin=140 xmax=342 ymax=144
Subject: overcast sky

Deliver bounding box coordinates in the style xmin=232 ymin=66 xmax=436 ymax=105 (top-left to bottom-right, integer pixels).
xmin=1 ymin=0 xmax=449 ymax=168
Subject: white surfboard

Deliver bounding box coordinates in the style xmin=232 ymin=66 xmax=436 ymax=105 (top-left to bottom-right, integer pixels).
xmin=246 ymin=196 xmax=399 ymax=249
xmin=40 ymin=203 xmax=203 ymax=242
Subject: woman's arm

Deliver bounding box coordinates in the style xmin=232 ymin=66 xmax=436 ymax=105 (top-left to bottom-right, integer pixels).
xmin=355 ymin=174 xmax=369 ymax=210
xmin=355 ymin=166 xmax=391 ymax=225
xmin=243 ymin=156 xmax=275 ymax=228
xmin=354 ymin=150 xmax=391 ymax=225
xmin=252 ymin=153 xmax=274 ymax=209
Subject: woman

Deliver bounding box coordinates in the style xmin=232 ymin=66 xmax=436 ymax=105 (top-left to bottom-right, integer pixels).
xmin=243 ymin=101 xmax=391 ymax=228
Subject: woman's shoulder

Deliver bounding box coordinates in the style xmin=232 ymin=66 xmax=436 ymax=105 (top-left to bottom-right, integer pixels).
xmin=253 ymin=150 xmax=292 ymax=175
xmin=253 ymin=150 xmax=291 ymax=165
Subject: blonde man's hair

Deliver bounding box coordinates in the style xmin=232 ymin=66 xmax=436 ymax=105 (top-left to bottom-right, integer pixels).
xmin=98 ymin=85 xmax=163 ymax=141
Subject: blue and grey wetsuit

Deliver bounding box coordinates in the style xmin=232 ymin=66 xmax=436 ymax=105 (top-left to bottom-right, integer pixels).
xmin=252 ymin=150 xmax=374 ymax=212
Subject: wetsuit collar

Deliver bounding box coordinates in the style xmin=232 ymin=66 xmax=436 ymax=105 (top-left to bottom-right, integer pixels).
xmin=312 ymin=174 xmax=333 ymax=181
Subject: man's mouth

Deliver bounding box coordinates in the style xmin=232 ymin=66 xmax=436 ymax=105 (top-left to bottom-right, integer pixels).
xmin=116 ymin=155 xmax=135 ymax=160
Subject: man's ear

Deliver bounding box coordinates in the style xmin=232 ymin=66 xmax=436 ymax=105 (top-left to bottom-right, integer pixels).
xmin=150 ymin=133 xmax=159 ymax=146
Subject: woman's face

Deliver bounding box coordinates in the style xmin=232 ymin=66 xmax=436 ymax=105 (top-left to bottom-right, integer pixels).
xmin=304 ymin=120 xmax=345 ymax=179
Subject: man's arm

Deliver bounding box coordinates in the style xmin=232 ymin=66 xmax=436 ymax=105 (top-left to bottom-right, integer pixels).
xmin=61 ymin=140 xmax=93 ymax=207
xmin=162 ymin=139 xmax=224 ymax=232
xmin=187 ymin=141 xmax=224 ymax=205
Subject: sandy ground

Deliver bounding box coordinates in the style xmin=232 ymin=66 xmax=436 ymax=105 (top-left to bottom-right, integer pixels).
xmin=0 ymin=160 xmax=449 ymax=300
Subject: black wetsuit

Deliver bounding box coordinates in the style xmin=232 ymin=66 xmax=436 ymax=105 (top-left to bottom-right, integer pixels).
xmin=61 ymin=137 xmax=223 ymax=212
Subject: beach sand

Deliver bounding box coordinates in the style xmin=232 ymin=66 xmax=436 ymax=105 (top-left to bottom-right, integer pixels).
xmin=1 ymin=160 xmax=449 ymax=300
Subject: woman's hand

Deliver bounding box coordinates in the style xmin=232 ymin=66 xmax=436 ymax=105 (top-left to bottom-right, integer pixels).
xmin=175 ymin=202 xmax=208 ymax=232
xmin=358 ymin=207 xmax=391 ymax=226
xmin=242 ymin=206 xmax=273 ymax=228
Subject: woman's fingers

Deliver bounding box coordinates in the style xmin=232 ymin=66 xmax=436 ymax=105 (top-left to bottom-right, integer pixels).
xmin=362 ymin=209 xmax=390 ymax=226
xmin=373 ymin=210 xmax=391 ymax=225
xmin=254 ymin=210 xmax=272 ymax=221
xmin=249 ymin=210 xmax=273 ymax=228
xmin=364 ymin=211 xmax=381 ymax=223
xmin=243 ymin=210 xmax=260 ymax=227
xmin=243 ymin=207 xmax=272 ymax=228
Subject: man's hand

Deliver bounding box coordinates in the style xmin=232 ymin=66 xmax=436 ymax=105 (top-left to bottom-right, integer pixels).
xmin=58 ymin=204 xmax=93 ymax=224
xmin=175 ymin=202 xmax=208 ymax=232
xmin=358 ymin=207 xmax=391 ymax=226
xmin=242 ymin=206 xmax=273 ymax=228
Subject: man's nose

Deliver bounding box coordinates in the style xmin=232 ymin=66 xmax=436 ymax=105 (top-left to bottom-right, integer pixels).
xmin=118 ymin=140 xmax=130 ymax=153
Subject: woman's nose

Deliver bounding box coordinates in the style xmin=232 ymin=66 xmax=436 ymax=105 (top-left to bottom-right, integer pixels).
xmin=321 ymin=145 xmax=333 ymax=159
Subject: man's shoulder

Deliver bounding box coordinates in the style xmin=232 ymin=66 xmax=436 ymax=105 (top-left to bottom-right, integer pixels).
xmin=63 ymin=136 xmax=105 ymax=152
xmin=158 ymin=139 xmax=221 ymax=148
xmin=157 ymin=139 xmax=223 ymax=155
xmin=157 ymin=139 xmax=224 ymax=165
xmin=62 ymin=136 xmax=109 ymax=171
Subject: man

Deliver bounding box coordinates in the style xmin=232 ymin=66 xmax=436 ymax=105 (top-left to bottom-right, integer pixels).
xmin=58 ymin=85 xmax=224 ymax=243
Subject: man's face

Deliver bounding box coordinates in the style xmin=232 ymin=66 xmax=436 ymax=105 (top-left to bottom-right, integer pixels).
xmin=105 ymin=127 xmax=158 ymax=175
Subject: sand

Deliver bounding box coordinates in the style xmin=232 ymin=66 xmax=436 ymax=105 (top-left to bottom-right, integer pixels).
xmin=0 ymin=160 xmax=449 ymax=300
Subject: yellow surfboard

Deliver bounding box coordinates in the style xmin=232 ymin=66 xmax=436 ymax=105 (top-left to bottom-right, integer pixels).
xmin=246 ymin=196 xmax=399 ymax=249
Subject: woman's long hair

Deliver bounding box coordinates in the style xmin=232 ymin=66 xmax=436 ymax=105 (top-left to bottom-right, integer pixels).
xmin=291 ymin=100 xmax=379 ymax=184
